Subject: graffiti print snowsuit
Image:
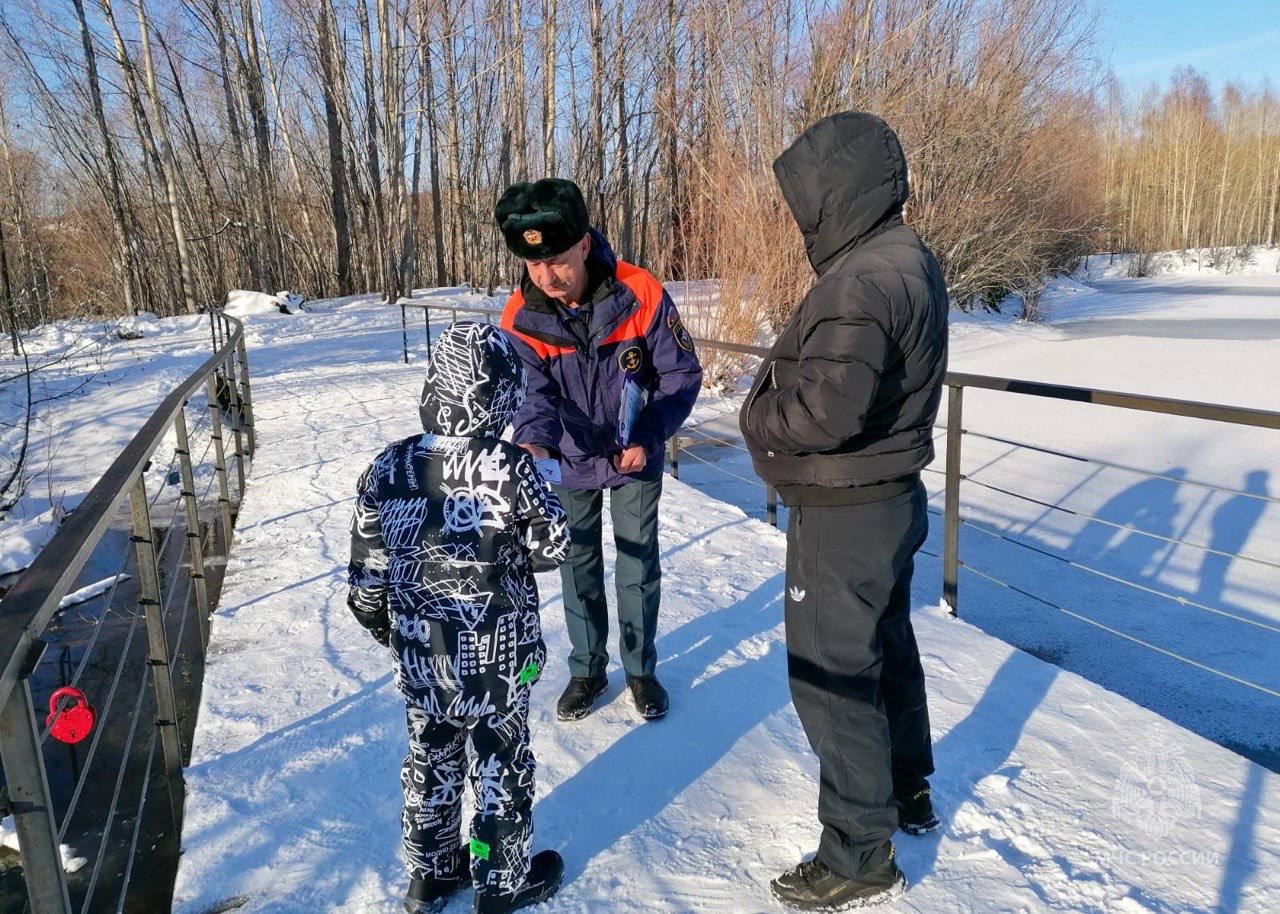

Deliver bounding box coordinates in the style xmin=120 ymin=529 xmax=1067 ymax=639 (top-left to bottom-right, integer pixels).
xmin=347 ymin=322 xmax=570 ymax=898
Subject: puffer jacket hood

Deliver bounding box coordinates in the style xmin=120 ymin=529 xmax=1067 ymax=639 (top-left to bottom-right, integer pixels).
xmin=741 ymin=112 xmax=948 ymax=495
xmin=419 ymin=321 xmax=526 ymax=437
xmin=773 ymin=110 xmax=910 ymax=275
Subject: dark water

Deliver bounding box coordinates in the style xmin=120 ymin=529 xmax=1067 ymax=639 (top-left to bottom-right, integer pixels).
xmin=0 ymin=502 xmax=228 ymax=913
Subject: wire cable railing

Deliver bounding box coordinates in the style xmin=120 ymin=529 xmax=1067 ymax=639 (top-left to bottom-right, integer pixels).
xmin=42 ymin=411 xmax=217 ymax=741
xmin=955 ymin=514 xmax=1280 ymax=635
xmin=0 ymin=309 xmax=255 ymax=914
xmin=53 ymin=450 xmax=216 ymax=853
xmin=960 ymin=472 xmax=1280 ymax=575
xmin=958 ymin=560 xmax=1280 ymax=700
xmin=955 ymin=426 xmax=1280 ymax=504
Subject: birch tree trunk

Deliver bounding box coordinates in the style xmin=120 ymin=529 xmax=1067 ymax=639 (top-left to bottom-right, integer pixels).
xmin=614 ymin=0 xmax=633 ymax=260
xmin=70 ymin=0 xmax=139 ymax=313
xmin=135 ymin=0 xmax=199 ymax=313
xmin=589 ymin=0 xmax=606 ymax=227
xmin=541 ymin=0 xmax=558 ymax=174
xmin=318 ymin=0 xmax=354 ymax=293
xmin=510 ymin=0 xmax=528 ymax=181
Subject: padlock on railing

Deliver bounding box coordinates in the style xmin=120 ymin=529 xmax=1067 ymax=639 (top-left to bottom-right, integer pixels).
xmin=46 ymin=686 xmax=96 ymax=744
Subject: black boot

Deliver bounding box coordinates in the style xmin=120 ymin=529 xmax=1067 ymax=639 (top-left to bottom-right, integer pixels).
xmin=404 ymin=851 xmax=469 ymax=913
xmin=897 ymin=787 xmax=940 ymax=836
xmin=770 ymin=850 xmax=905 ymax=911
xmin=625 ymin=674 xmax=669 ymax=720
xmin=556 ymin=674 xmax=608 ymax=721
xmin=473 ymin=849 xmax=564 ymax=913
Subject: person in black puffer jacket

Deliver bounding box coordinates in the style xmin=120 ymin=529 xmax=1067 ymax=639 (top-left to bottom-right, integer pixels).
xmin=741 ymin=111 xmax=947 ymax=910
xmin=348 ymin=321 xmax=571 ymax=914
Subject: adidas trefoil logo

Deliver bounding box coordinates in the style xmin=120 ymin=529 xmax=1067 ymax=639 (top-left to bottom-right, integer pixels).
xmin=788 ymin=585 xmax=806 ymax=603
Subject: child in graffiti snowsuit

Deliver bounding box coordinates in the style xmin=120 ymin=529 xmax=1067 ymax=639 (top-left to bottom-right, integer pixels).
xmin=347 ymin=321 xmax=571 ymax=914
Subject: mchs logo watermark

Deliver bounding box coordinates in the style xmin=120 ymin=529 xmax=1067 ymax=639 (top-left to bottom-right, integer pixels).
xmin=1106 ymin=739 xmax=1219 ymax=868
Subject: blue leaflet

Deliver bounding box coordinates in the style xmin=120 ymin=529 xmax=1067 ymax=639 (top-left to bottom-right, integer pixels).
xmin=533 ymin=457 xmax=562 ymax=484
xmin=617 ymin=371 xmax=648 ymax=450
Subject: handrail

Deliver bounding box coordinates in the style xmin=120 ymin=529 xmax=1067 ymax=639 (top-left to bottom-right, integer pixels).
xmin=406 ymin=297 xmax=1280 ymax=620
xmin=0 ymin=309 xmax=254 ymax=914
xmin=945 ymin=371 xmax=1280 ymax=430
xmin=0 ymin=314 xmax=246 ymax=712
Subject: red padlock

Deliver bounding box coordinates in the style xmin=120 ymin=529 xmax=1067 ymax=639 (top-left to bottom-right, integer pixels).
xmin=46 ymin=687 xmax=96 ymax=744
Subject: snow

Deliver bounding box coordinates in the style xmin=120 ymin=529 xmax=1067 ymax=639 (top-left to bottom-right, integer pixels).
xmin=0 ymin=816 xmax=87 ymax=874
xmin=1 ymin=506 xmax=61 ymax=576
xmin=57 ymin=574 xmax=131 ymax=610
xmin=0 ymin=314 xmax=212 ymax=577
xmin=225 ymin=290 xmax=299 ymax=317
xmin=168 ymin=281 xmax=1279 ymax=914
xmin=1081 ymin=246 xmax=1280 ymax=280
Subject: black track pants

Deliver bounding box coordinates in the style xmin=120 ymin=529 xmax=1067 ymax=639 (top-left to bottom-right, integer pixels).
xmin=784 ymin=482 xmax=934 ymax=878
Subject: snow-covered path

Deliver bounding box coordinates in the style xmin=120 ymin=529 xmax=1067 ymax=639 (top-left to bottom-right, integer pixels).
xmin=174 ymin=300 xmax=1279 ymax=914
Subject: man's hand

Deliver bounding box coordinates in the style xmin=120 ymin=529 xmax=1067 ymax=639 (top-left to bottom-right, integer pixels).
xmin=613 ymin=445 xmax=647 ymax=474
xmin=519 ymin=443 xmax=552 ymax=459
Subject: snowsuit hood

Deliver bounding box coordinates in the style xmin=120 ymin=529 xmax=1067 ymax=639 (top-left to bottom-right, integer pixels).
xmin=419 ymin=321 xmax=527 ymax=438
xmin=773 ymin=111 xmax=910 ymax=275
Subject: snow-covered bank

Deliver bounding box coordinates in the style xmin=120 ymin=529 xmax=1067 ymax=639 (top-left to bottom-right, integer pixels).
xmin=1081 ymin=245 xmax=1280 ymax=280
xmin=0 ymin=314 xmax=213 ymax=575
xmin=174 ymin=298 xmax=1278 ymax=913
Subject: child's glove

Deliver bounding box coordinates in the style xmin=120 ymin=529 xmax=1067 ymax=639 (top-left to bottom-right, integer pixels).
xmin=371 ymin=624 xmax=391 ymax=647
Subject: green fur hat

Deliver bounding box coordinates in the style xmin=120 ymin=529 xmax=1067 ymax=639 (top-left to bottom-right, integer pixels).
xmin=495 ymin=178 xmax=590 ymax=260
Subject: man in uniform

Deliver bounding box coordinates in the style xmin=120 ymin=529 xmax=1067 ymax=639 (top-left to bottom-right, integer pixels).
xmin=497 ymin=178 xmax=703 ymax=723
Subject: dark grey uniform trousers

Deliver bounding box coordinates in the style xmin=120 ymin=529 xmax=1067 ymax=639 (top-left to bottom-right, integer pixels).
xmin=784 ymin=481 xmax=935 ymax=878
xmin=556 ymin=475 xmax=663 ymax=678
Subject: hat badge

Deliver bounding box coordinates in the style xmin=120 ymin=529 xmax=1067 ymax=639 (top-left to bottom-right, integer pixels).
xmin=523 ymin=228 xmax=543 ymax=246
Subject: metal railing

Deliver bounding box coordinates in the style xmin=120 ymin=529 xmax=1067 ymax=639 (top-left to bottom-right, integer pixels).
xmin=402 ymin=298 xmax=1280 ymax=700
xmin=934 ymin=374 xmax=1280 ymax=617
xmin=0 ymin=310 xmax=255 ymax=913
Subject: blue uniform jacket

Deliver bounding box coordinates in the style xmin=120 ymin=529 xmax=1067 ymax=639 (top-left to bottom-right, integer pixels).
xmin=500 ymin=229 xmax=703 ymax=489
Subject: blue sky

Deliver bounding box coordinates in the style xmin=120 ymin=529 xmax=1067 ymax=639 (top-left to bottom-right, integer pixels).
xmin=1104 ymin=1 xmax=1280 ymax=90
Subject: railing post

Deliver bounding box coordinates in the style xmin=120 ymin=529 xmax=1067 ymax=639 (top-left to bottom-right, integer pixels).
xmin=174 ymin=407 xmax=211 ymax=649
xmin=942 ymin=384 xmax=964 ymax=615
xmin=669 ymin=433 xmax=680 ymax=480
xmin=205 ymin=373 xmax=236 ymax=556
xmin=767 ymin=485 xmax=778 ymax=527
xmin=223 ymin=355 xmax=248 ymax=504
xmin=0 ymin=643 xmax=72 ymax=914
xmin=127 ymin=476 xmax=185 ymax=836
xmin=207 ymin=308 xmax=219 ymax=354
xmin=235 ymin=335 xmax=255 ymax=457
xmin=400 ymin=302 xmax=410 ymax=364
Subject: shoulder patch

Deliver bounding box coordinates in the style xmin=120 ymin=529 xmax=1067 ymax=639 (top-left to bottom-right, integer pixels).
xmin=669 ymin=312 xmax=694 ymax=352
